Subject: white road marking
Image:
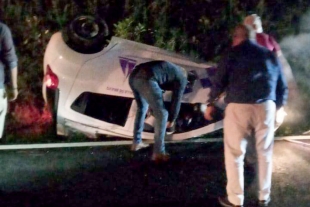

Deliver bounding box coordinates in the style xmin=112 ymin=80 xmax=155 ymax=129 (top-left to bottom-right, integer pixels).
xmin=0 ymin=136 xmax=309 ymax=150
xmin=283 ymin=138 xmax=310 ymax=147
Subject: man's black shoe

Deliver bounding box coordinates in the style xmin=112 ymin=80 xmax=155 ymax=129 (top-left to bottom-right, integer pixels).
xmin=258 ymin=197 xmax=271 ymax=207
xmin=218 ymin=196 xmax=243 ymax=207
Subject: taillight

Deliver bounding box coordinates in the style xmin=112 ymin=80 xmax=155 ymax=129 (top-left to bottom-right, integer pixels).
xmin=44 ymin=64 xmax=59 ymax=89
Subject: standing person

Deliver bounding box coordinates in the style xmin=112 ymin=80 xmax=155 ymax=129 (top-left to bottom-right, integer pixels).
xmin=243 ymin=14 xmax=280 ymax=53
xmin=0 ymin=21 xmax=18 ymax=139
xmin=129 ymin=60 xmax=187 ymax=162
xmin=204 ymin=24 xmax=288 ymax=207
xmin=243 ymin=14 xmax=297 ymax=103
xmin=243 ymin=14 xmax=291 ymax=167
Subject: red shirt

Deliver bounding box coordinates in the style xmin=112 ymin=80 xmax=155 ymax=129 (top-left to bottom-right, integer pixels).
xmin=256 ymin=33 xmax=280 ymax=52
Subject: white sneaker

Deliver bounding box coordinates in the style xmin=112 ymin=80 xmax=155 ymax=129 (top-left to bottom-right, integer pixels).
xmin=130 ymin=142 xmax=150 ymax=151
xmin=166 ymin=126 xmax=175 ymax=135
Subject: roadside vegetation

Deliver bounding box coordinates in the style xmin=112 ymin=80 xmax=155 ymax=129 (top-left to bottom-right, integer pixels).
xmin=1 ymin=0 xmax=310 ymax=142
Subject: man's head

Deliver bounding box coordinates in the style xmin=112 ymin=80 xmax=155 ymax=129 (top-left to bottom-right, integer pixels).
xmin=232 ymin=24 xmax=255 ymax=47
xmin=243 ymin=14 xmax=263 ymax=33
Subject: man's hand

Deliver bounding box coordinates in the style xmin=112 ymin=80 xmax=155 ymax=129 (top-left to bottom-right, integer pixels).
xmin=204 ymin=104 xmax=216 ymax=121
xmin=166 ymin=121 xmax=174 ymax=128
xmin=275 ymin=107 xmax=287 ymax=131
xmin=8 ymin=88 xmax=18 ymax=101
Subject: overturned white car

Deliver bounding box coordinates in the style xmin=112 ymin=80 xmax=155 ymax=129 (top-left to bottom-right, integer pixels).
xmin=43 ymin=15 xmax=224 ymax=140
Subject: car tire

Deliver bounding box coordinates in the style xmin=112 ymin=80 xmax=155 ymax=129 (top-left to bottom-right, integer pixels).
xmin=62 ymin=15 xmax=109 ymax=54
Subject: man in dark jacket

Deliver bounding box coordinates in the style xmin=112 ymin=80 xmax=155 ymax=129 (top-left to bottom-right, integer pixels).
xmin=129 ymin=61 xmax=187 ymax=162
xmin=205 ymin=24 xmax=288 ymax=207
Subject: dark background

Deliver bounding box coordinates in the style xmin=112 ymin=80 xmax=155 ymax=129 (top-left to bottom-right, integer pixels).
xmin=0 ymin=0 xmax=309 ymax=140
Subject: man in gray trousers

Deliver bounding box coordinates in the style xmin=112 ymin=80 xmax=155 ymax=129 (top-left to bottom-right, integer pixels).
xmin=205 ymin=24 xmax=288 ymax=207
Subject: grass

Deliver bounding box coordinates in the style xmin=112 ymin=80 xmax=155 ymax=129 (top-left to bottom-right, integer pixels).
xmin=4 ymin=126 xmax=80 ymax=145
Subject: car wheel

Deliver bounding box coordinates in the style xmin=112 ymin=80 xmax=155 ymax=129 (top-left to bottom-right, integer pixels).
xmin=62 ymin=15 xmax=109 ymax=54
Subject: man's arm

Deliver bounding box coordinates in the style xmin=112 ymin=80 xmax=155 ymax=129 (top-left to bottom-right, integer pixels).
xmin=207 ymin=54 xmax=229 ymax=104
xmin=276 ymin=69 xmax=288 ymax=109
xmin=2 ymin=24 xmax=18 ymax=100
xmin=272 ymin=51 xmax=289 ymax=109
xmin=168 ymin=79 xmax=187 ymax=125
xmin=204 ymin=54 xmax=229 ymax=120
xmin=276 ymin=50 xmax=296 ymax=84
xmin=274 ymin=61 xmax=289 ymax=130
xmin=9 ymin=66 xmax=18 ymax=101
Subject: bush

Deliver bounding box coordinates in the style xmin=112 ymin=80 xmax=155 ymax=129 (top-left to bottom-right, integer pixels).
xmin=1 ymin=0 xmax=310 ymax=138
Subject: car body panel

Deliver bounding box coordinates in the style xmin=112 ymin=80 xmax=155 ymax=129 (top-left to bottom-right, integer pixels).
xmin=43 ymin=32 xmax=223 ymax=139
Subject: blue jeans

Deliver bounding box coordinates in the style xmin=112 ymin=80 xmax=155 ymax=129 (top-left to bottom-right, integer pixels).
xmin=129 ymin=77 xmax=168 ymax=154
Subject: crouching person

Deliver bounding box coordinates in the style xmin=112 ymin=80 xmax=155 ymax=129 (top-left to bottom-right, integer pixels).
xmin=129 ymin=61 xmax=187 ymax=162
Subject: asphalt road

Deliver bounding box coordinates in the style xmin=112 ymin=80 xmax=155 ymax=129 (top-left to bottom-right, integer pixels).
xmin=0 ymin=138 xmax=309 ymax=207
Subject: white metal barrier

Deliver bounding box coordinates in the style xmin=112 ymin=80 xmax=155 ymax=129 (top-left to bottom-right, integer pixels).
xmin=0 ymin=136 xmax=309 ymax=150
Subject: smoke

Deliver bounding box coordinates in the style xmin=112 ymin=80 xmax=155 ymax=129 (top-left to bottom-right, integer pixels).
xmin=300 ymin=9 xmax=310 ymax=33
xmin=279 ymin=10 xmax=310 ymax=129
